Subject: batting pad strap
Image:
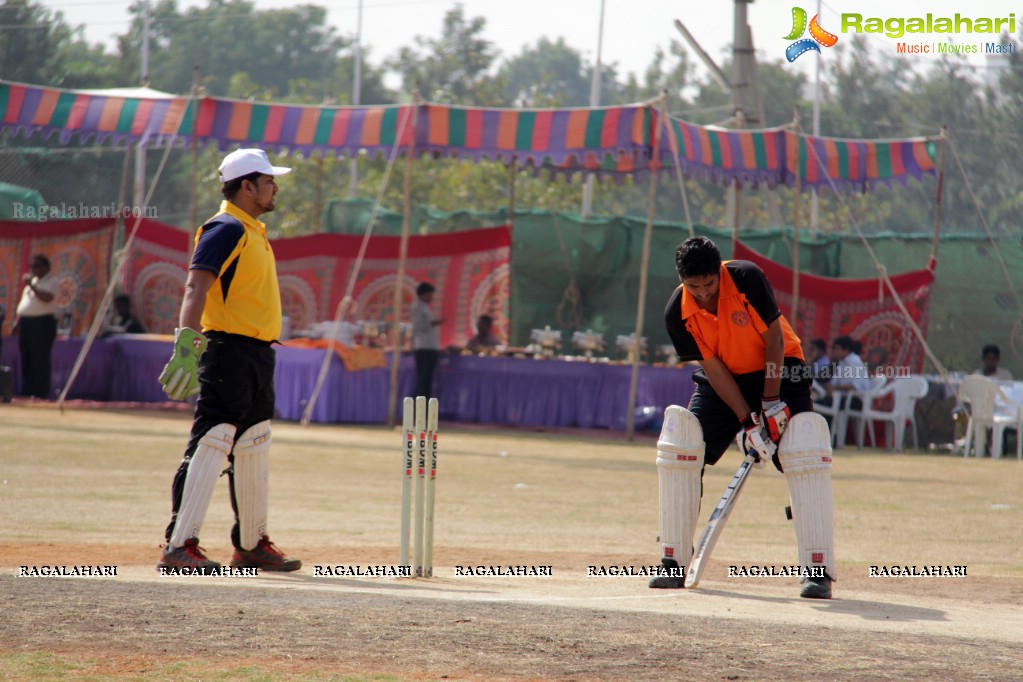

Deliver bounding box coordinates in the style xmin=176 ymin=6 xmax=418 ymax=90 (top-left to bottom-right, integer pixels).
xmin=657 ymin=406 xmax=705 ymax=570
xmin=169 ymin=423 xmax=236 ymax=548
xmin=778 ymin=413 xmax=836 ymax=580
xmin=233 ymin=420 xmax=271 ymax=551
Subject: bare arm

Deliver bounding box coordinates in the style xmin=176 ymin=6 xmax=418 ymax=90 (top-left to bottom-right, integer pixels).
xmin=701 ymin=355 xmax=753 ymax=420
xmin=22 ymin=275 xmax=55 ymax=303
xmin=760 ymin=318 xmax=785 ymax=400
xmin=179 ymin=269 xmax=217 ymax=331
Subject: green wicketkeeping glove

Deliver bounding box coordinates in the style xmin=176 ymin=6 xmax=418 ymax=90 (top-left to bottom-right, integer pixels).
xmin=158 ymin=327 xmax=207 ymax=401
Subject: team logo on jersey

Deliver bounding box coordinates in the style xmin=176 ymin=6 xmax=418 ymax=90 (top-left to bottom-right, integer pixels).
xmin=731 ymin=311 xmax=751 ymax=328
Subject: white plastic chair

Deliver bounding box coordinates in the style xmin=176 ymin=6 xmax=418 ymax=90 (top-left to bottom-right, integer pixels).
xmin=958 ymin=375 xmax=1021 ymax=458
xmin=853 ymin=376 xmax=929 ymax=452
xmin=812 ymin=381 xmax=849 ymax=447
xmin=842 ymin=376 xmax=890 ymax=448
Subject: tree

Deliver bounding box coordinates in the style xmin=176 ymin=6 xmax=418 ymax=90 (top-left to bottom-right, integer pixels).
xmin=117 ymin=0 xmax=348 ymax=98
xmin=497 ymin=37 xmax=590 ymax=107
xmin=621 ymin=40 xmax=692 ymax=108
xmin=0 ymin=0 xmax=117 ymax=87
xmin=387 ymin=4 xmax=505 ymax=105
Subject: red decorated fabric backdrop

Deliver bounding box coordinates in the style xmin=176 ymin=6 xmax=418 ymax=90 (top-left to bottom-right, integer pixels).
xmin=121 ymin=219 xmax=192 ymax=334
xmin=120 ymin=221 xmax=511 ymax=344
xmin=0 ymin=219 xmax=114 ymax=336
xmin=733 ymin=240 xmax=934 ymax=373
xmin=273 ymin=227 xmax=511 ymax=347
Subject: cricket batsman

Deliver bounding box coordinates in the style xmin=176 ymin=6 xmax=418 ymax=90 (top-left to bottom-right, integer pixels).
xmin=650 ymin=236 xmax=834 ymax=599
xmin=156 ymin=148 xmax=301 ymax=573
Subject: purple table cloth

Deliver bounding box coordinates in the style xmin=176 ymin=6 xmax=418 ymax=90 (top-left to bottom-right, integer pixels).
xmin=273 ymin=346 xmax=417 ymax=423
xmin=435 ymin=355 xmax=695 ymax=430
xmin=0 ymin=337 xmax=697 ymax=430
xmin=1 ymin=335 xmax=116 ymax=401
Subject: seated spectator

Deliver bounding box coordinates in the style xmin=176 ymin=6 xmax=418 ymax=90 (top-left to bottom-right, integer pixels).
xmin=466 ymin=314 xmax=501 ymax=353
xmin=102 ymin=294 xmax=146 ymax=337
xmin=974 ymin=344 xmax=1012 ymax=381
xmin=817 ymin=337 xmax=874 ymax=424
xmin=808 ymin=338 xmax=830 ymax=382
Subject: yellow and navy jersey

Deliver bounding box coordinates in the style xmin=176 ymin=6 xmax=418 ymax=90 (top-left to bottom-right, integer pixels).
xmin=191 ymin=200 xmax=281 ymax=342
xmin=665 ymin=260 xmax=803 ymax=375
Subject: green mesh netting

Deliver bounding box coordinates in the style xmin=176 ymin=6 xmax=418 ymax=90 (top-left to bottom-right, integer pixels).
xmin=323 ymin=198 xmax=1023 ymax=375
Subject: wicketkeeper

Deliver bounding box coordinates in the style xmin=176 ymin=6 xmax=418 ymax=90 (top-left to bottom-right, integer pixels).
xmin=651 ymin=236 xmax=834 ymax=598
xmin=157 ymin=148 xmax=301 ymax=573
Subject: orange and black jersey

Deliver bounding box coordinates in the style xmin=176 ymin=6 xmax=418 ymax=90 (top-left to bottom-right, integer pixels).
xmin=664 ymin=260 xmax=803 ymax=375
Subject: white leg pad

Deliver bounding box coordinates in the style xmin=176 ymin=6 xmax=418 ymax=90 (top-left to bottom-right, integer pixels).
xmin=169 ymin=423 xmax=236 ymax=548
xmin=778 ymin=412 xmax=836 ymax=580
xmin=234 ymin=420 xmax=271 ymax=551
xmin=657 ymin=406 xmax=705 ymax=571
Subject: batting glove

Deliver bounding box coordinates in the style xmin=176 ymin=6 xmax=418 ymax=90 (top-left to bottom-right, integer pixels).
xmin=158 ymin=327 xmax=207 ymax=401
xmin=761 ymin=396 xmax=791 ymax=444
xmin=740 ymin=412 xmax=777 ymax=469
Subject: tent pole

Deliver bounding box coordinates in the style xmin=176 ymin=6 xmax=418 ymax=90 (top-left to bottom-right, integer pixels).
xmin=314 ymin=151 xmax=325 ymax=233
xmin=626 ymin=95 xmax=667 ymax=441
xmin=189 ymin=65 xmax=200 ymax=231
xmin=112 ymin=145 xmax=133 ymax=287
xmin=790 ymin=109 xmax=802 ymax=326
xmin=507 ymin=158 xmax=517 ymax=345
xmin=929 ymin=126 xmax=947 ymax=267
xmin=386 ymin=91 xmax=420 ymax=428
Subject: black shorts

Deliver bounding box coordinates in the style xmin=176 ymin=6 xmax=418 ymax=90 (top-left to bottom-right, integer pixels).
xmin=689 ymin=358 xmax=813 ymax=466
xmin=187 ymin=332 xmax=276 ymax=448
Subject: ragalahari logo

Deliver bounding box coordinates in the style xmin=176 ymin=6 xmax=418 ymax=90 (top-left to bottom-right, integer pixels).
xmin=784 ymin=7 xmax=839 ymax=61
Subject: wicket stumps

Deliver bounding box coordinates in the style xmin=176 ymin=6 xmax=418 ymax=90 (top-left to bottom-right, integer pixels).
xmin=400 ymin=396 xmax=439 ymax=577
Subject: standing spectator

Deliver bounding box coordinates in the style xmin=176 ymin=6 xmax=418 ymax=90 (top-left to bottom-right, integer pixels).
xmin=102 ymin=294 xmax=146 ymax=337
xmin=156 ymin=148 xmax=300 ymax=573
xmin=974 ymin=344 xmax=1012 ymax=381
xmin=12 ymin=254 xmax=58 ymax=399
xmin=466 ymin=314 xmax=501 ymax=354
xmin=411 ymin=282 xmax=444 ymax=399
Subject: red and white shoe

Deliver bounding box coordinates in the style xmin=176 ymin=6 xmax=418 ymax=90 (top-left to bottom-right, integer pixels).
xmin=230 ymin=536 xmax=301 ymax=572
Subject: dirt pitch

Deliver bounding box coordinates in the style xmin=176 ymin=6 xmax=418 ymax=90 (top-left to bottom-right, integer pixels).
xmin=1 ymin=403 xmax=1022 ymax=681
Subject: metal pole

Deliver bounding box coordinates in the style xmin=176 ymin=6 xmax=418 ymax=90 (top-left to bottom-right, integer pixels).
xmin=810 ymin=0 xmax=821 ymax=236
xmin=135 ymin=0 xmax=151 ymax=211
xmin=349 ymin=0 xmax=363 ymax=198
xmin=580 ymin=0 xmax=605 ymax=218
xmin=141 ymin=0 xmax=150 ymax=87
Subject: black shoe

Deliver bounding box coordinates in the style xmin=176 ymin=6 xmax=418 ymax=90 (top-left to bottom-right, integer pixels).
xmin=648 ymin=558 xmax=686 ymax=589
xmin=800 ymin=575 xmax=832 ymax=599
xmin=230 ymin=535 xmax=302 ymax=572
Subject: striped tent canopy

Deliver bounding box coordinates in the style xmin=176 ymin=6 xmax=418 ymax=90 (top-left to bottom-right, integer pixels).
xmin=418 ymin=103 xmax=655 ymax=178
xmin=0 ymin=79 xmax=937 ymax=189
xmin=659 ymin=115 xmax=939 ymax=192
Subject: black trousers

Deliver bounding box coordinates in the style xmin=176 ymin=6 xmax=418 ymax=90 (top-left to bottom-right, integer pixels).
xmin=414 ymin=349 xmax=439 ymax=399
xmin=689 ymin=359 xmax=814 ymax=466
xmin=166 ymin=333 xmax=276 ymax=548
xmin=18 ymin=314 xmax=56 ymax=399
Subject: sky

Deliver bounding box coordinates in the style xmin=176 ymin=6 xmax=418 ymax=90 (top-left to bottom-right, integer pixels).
xmin=33 ymin=0 xmax=1021 ymax=90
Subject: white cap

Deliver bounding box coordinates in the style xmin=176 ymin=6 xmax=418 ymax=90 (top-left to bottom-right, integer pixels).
xmin=218 ymin=148 xmax=292 ymax=182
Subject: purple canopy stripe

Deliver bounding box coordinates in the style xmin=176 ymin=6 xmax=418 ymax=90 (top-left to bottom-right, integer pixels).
xmin=0 ymin=79 xmax=939 ymax=187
